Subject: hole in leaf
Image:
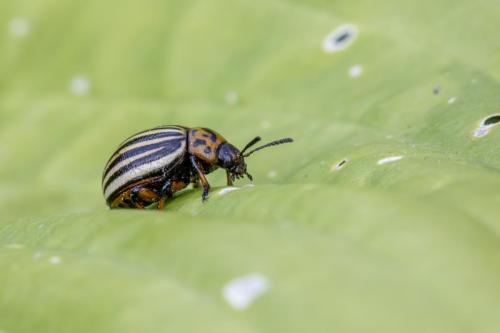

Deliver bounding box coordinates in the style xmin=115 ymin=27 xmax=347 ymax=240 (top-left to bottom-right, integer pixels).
xmin=484 ymin=115 xmax=500 ymax=126
xmin=331 ymin=159 xmax=348 ymax=171
xmin=322 ymin=25 xmax=358 ymax=53
xmin=473 ymin=114 xmax=500 ymax=138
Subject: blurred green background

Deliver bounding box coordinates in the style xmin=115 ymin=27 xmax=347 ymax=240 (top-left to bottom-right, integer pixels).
xmin=1 ymin=0 xmax=500 ymax=332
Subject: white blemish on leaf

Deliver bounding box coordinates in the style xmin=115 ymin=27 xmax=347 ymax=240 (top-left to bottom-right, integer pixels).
xmin=225 ymin=91 xmax=239 ymax=106
xmin=474 ymin=127 xmax=488 ymax=138
xmin=33 ymin=251 xmax=43 ymax=259
xmin=377 ymin=156 xmax=403 ymax=165
xmin=49 ymin=256 xmax=62 ymax=265
xmin=322 ymin=24 xmax=358 ymax=53
xmin=222 ymin=273 xmax=271 ymax=310
xmin=244 ymin=184 xmax=255 ymax=188
xmin=218 ymin=187 xmax=240 ymax=195
xmin=448 ymin=96 xmax=457 ymax=104
xmin=260 ymin=120 xmax=271 ymax=130
xmin=267 ymin=170 xmax=277 ymax=178
xmin=70 ymin=75 xmax=91 ymax=96
xmin=279 ymin=221 xmax=292 ymax=229
xmin=349 ymin=65 xmax=363 ymax=77
xmin=4 ymin=243 xmax=24 ymax=250
xmin=8 ymin=17 xmax=30 ymax=38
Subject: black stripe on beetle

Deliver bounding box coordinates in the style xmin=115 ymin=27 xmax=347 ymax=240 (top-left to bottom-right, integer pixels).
xmin=120 ymin=131 xmax=184 ymax=149
xmin=106 ymin=139 xmax=181 ymax=172
xmin=102 ymin=126 xmax=293 ymax=209
xmin=103 ymin=139 xmax=183 ymax=190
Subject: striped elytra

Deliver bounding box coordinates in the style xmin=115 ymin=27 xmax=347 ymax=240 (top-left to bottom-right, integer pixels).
xmin=102 ymin=125 xmax=294 ymax=209
xmin=102 ymin=126 xmax=187 ymax=204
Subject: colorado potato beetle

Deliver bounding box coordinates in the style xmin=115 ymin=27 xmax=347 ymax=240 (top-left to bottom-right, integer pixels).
xmin=102 ymin=125 xmax=293 ymax=209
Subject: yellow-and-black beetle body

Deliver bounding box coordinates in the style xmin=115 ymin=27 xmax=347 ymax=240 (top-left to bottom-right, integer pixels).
xmin=102 ymin=125 xmax=292 ymax=209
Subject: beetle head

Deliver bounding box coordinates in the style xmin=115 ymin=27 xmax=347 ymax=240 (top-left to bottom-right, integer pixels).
xmin=217 ymin=136 xmax=294 ymax=182
xmin=217 ymin=143 xmax=251 ymax=181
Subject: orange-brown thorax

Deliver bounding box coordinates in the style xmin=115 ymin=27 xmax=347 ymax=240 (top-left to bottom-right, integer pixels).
xmin=188 ymin=127 xmax=226 ymax=164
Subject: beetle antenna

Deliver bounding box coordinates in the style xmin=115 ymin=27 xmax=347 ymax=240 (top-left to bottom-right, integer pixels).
xmin=242 ymin=138 xmax=293 ymax=157
xmin=240 ymin=136 xmax=261 ymax=155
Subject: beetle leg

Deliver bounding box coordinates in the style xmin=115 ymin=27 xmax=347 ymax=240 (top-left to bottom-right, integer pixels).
xmin=157 ymin=197 xmax=165 ymax=210
xmin=129 ymin=189 xmax=145 ymax=209
xmin=160 ymin=179 xmax=173 ymax=198
xmin=226 ymin=170 xmax=234 ymax=186
xmin=110 ymin=192 xmax=129 ymax=209
xmin=190 ymin=155 xmax=211 ymax=201
xmin=130 ymin=186 xmax=160 ymax=209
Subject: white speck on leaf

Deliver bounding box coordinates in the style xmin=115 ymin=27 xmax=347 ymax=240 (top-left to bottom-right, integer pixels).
xmin=448 ymin=96 xmax=457 ymax=104
xmin=49 ymin=256 xmax=62 ymax=265
xmin=349 ymin=65 xmax=363 ymax=77
xmin=267 ymin=170 xmax=277 ymax=178
xmin=474 ymin=127 xmax=488 ymax=138
xmin=222 ymin=273 xmax=271 ymax=310
xmin=279 ymin=221 xmax=292 ymax=229
xmin=8 ymin=17 xmax=31 ymax=37
xmin=218 ymin=187 xmax=240 ymax=195
xmin=377 ymin=156 xmax=403 ymax=165
xmin=244 ymin=184 xmax=255 ymax=188
xmin=70 ymin=75 xmax=91 ymax=96
xmin=225 ymin=91 xmax=239 ymax=106
xmin=5 ymin=243 xmax=24 ymax=250
xmin=33 ymin=251 xmax=43 ymax=259
xmin=260 ymin=120 xmax=271 ymax=130
xmin=322 ymin=24 xmax=358 ymax=53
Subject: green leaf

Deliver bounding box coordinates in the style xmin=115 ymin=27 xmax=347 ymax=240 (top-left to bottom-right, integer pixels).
xmin=1 ymin=0 xmax=500 ymax=332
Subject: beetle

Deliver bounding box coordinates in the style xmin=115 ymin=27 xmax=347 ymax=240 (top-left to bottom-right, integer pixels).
xmin=102 ymin=125 xmax=293 ymax=209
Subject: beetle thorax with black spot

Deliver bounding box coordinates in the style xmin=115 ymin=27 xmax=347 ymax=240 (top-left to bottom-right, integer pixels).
xmin=187 ymin=128 xmax=226 ymax=163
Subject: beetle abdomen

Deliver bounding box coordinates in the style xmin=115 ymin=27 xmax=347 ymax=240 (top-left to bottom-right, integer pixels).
xmin=102 ymin=126 xmax=187 ymax=203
